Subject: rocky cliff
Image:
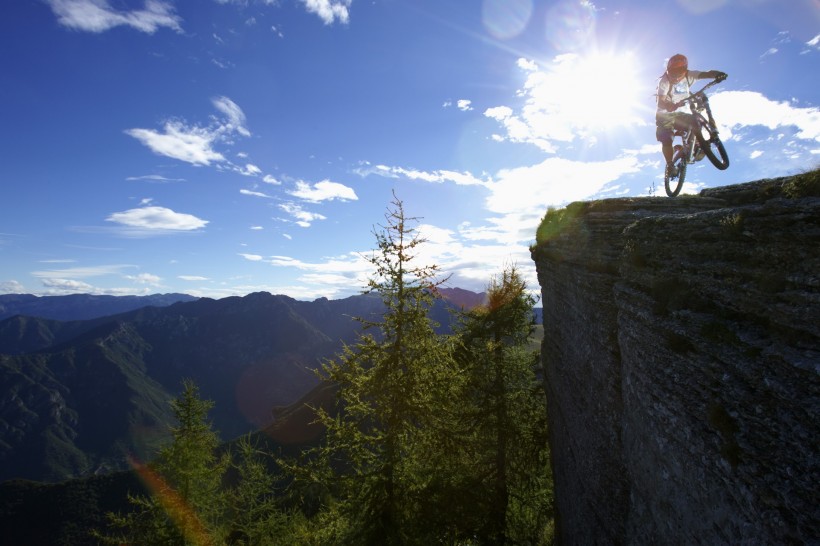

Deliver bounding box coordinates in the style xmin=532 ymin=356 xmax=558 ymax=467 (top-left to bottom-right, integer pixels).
xmin=531 ymin=170 xmax=819 ymax=545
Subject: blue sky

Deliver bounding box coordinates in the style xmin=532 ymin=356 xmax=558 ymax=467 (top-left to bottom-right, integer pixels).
xmin=1 ymin=0 xmax=818 ymax=301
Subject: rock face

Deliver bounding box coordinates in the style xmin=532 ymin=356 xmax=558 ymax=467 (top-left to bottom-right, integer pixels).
xmin=531 ymin=172 xmax=819 ymax=545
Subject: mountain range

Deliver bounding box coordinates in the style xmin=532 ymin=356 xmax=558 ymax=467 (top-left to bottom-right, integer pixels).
xmin=0 ymin=289 xmax=487 ymax=483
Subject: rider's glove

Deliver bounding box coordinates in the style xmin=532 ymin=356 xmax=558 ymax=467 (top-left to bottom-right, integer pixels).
xmin=715 ymin=71 xmax=728 ymax=82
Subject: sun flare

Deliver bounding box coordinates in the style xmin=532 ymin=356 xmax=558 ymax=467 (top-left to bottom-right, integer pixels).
xmin=522 ymin=51 xmax=645 ymax=137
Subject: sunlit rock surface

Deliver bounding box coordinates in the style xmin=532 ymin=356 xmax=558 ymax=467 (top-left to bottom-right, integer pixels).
xmin=531 ymin=172 xmax=819 ymax=545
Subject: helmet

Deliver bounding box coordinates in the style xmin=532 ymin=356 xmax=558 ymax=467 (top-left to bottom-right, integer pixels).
xmin=666 ymin=54 xmax=688 ymax=81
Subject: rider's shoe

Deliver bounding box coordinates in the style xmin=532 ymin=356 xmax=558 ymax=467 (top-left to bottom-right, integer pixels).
xmin=666 ymin=163 xmax=678 ymax=179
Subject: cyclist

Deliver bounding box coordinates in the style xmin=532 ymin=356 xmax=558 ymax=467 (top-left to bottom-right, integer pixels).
xmin=656 ymin=54 xmax=727 ymax=178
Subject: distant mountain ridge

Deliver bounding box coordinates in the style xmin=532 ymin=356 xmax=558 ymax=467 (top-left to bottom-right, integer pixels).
xmin=0 ymin=290 xmax=486 ymax=483
xmin=0 ymin=293 xmax=198 ymax=321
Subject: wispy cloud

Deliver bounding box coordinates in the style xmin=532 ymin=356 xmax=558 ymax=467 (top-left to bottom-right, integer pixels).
xmin=278 ymin=203 xmax=327 ymax=227
xmin=125 ymin=96 xmax=250 ymax=167
xmin=125 ymin=273 xmax=162 ymax=285
xmin=126 ymin=174 xmax=187 ymax=183
xmin=126 ymin=121 xmax=226 ymax=166
xmin=357 ymin=163 xmax=488 ymax=186
xmin=240 ymin=188 xmax=273 ymax=198
xmin=32 ymin=264 xmax=135 ymax=279
xmin=288 ymin=180 xmax=358 ymax=203
xmin=212 ymin=96 xmax=251 ymax=137
xmin=179 ymin=275 xmax=209 ymax=281
xmin=46 ymin=0 xmax=182 ymax=34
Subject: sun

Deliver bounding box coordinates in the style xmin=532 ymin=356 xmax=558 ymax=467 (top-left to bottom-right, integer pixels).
xmin=523 ymin=51 xmax=646 ymax=136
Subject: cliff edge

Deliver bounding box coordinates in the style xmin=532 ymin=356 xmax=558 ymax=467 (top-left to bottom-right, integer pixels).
xmin=531 ymin=170 xmax=819 ymax=545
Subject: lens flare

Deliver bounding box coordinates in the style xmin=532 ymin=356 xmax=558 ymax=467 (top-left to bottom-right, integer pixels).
xmin=130 ymin=456 xmax=214 ymax=546
xmin=544 ymin=0 xmax=597 ymax=52
xmin=482 ymin=0 xmax=534 ymax=40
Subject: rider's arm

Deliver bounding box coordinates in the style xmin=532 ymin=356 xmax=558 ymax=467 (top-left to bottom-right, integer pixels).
xmin=699 ymin=70 xmax=728 ymax=81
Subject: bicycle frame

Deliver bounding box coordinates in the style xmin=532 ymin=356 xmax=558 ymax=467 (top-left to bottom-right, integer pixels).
xmin=663 ymin=77 xmax=729 ymax=197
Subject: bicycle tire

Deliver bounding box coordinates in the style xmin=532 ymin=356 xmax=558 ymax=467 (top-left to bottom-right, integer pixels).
xmin=664 ymin=152 xmax=686 ymax=197
xmin=694 ymin=119 xmax=730 ymax=170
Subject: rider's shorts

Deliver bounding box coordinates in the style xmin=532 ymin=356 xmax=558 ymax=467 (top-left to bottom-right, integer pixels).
xmin=656 ymin=112 xmax=694 ymax=142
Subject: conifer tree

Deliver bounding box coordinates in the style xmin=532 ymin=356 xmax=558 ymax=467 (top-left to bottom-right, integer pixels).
xmin=451 ymin=266 xmax=553 ymax=545
xmin=298 ymin=194 xmax=457 ymax=545
xmin=99 ymin=380 xmax=229 ymax=545
xmin=225 ymin=436 xmax=297 ymax=545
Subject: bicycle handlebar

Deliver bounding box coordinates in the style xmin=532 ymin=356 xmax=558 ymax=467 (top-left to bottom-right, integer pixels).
xmin=672 ymin=76 xmax=725 ymax=109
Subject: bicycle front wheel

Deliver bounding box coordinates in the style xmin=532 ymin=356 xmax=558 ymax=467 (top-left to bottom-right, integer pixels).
xmin=694 ymin=118 xmax=730 ymax=170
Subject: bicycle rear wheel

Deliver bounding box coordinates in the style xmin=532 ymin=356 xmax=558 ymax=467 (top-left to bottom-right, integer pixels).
xmin=694 ymin=118 xmax=730 ymax=170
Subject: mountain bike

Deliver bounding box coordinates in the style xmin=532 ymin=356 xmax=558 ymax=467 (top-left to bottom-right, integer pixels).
xmin=663 ymin=76 xmax=729 ymax=197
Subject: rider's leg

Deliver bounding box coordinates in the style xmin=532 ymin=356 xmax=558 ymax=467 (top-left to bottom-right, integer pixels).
xmin=661 ymin=140 xmax=673 ymax=164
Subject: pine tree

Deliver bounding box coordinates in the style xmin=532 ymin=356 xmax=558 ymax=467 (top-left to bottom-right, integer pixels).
xmin=98 ymin=380 xmax=229 ymax=545
xmin=452 ymin=266 xmax=554 ymax=545
xmin=297 ymin=194 xmax=458 ymax=545
xmin=225 ymin=436 xmax=296 ymax=545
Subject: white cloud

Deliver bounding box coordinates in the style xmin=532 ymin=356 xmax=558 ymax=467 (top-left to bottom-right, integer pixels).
xmin=242 ymin=164 xmax=262 ymax=176
xmin=40 ymin=278 xmax=96 ymax=292
xmin=711 ymin=90 xmax=820 ymax=141
xmin=239 ymin=253 xmax=264 ymax=261
xmin=179 ymin=275 xmax=209 ymax=281
xmin=126 ymin=273 xmax=162 ymax=285
xmin=46 ymin=0 xmax=182 ymax=34
xmin=486 ymin=156 xmax=642 ymax=216
xmin=457 ymin=99 xmax=473 ymax=111
xmin=486 ymin=53 xmax=646 ymax=152
xmin=126 ymin=122 xmax=226 ymax=166
xmin=361 ymin=164 xmax=488 ymax=186
xmin=106 ymin=206 xmax=209 ymax=231
xmin=240 ymin=189 xmax=272 ymax=198
xmin=300 ymin=0 xmax=351 ymax=25
xmin=263 ymin=175 xmax=281 ymax=185
xmin=278 ymin=203 xmax=327 ymax=227
xmin=32 ymin=264 xmax=135 ymax=279
xmin=0 ymin=280 xmax=26 ymax=294
xmin=212 ymin=96 xmax=251 ymax=137
xmin=126 ymin=174 xmax=186 ymax=183
xmin=760 ymin=47 xmax=778 ymax=58
xmin=288 ymin=180 xmax=358 ymax=202
xmin=750 ymin=150 xmax=764 ymax=159
xmin=126 ymin=97 xmax=251 ymax=166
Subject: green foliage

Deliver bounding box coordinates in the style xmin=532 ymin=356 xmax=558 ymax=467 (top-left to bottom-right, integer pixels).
xmin=98 ymin=380 xmax=230 ymax=545
xmin=95 ymin=196 xmax=555 ymax=546
xmin=447 ymin=266 xmax=554 ymax=544
xmin=287 ymin=218 xmax=554 ymax=544
xmin=535 ymin=202 xmax=585 ymax=246
xmin=288 ymin=194 xmax=463 ymax=544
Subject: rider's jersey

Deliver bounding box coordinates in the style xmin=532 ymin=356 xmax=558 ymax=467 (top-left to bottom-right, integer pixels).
xmin=657 ymin=70 xmax=704 ymax=114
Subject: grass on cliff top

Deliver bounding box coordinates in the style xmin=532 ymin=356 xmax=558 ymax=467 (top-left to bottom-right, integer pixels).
xmin=782 ymin=167 xmax=820 ymax=198
xmin=532 ymin=167 xmax=819 ymax=247
xmin=534 ymin=202 xmax=587 ymax=247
